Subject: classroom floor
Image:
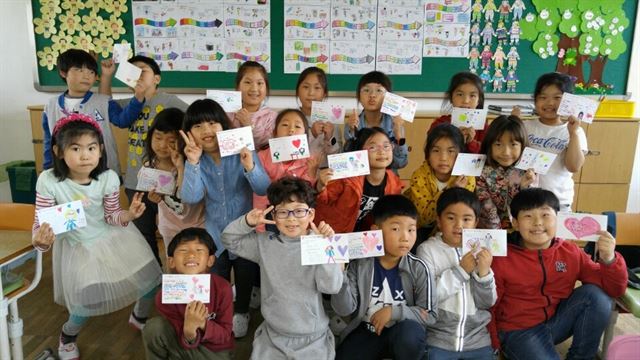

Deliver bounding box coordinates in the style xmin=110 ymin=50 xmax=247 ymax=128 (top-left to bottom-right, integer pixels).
xmin=11 ymin=250 xmax=640 ymax=359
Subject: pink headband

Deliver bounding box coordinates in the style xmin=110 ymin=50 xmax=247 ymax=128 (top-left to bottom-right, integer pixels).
xmin=52 ymin=113 xmax=102 ymax=137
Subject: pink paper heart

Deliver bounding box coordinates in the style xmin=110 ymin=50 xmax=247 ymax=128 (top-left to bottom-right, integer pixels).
xmin=331 ymin=106 xmax=343 ymax=120
xmin=564 ymin=217 xmax=600 ymax=239
xmin=363 ymin=233 xmax=378 ymax=252
xmin=158 ymin=174 xmax=172 ymax=187
xmin=292 ymin=139 xmax=302 ymax=148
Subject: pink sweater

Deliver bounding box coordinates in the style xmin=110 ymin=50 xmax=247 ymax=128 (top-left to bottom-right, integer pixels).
xmin=227 ymin=107 xmax=277 ymax=149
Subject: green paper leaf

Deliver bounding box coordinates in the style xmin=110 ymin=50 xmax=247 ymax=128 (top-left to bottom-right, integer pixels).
xmin=600 ymin=0 xmax=624 ymax=14
xmin=557 ymin=0 xmax=578 ymax=12
xmin=600 ymin=34 xmax=626 ymax=60
xmin=532 ymin=32 xmax=559 ymax=59
xmin=577 ymin=0 xmax=601 ymax=12
xmin=536 ymin=8 xmax=561 ymax=33
xmin=580 ymin=9 xmax=605 ymax=33
xmin=579 ymin=31 xmax=602 ymax=56
xmin=532 ymin=0 xmax=558 ymax=11
xmin=559 ymin=9 xmax=581 ymax=37
xmin=521 ymin=13 xmax=540 ymax=41
xmin=603 ymin=10 xmax=629 ymax=36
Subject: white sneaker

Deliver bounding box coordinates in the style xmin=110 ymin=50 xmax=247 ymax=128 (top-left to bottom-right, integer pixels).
xmin=329 ymin=315 xmax=348 ymax=335
xmin=233 ymin=312 xmax=250 ymax=338
xmin=249 ymin=286 xmax=261 ymax=309
xmin=58 ymin=337 xmax=80 ymax=360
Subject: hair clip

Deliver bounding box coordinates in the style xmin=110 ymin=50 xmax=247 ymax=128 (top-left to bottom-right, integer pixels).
xmin=52 ymin=113 xmax=102 ymax=137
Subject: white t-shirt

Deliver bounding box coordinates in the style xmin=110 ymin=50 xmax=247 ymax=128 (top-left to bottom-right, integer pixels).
xmin=524 ymin=119 xmax=588 ymax=207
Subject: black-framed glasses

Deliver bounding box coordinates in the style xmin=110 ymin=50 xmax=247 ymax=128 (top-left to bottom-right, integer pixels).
xmin=272 ymin=208 xmax=311 ymax=219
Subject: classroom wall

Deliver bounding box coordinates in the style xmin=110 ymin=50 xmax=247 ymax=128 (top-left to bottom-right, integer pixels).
xmin=1 ymin=0 xmax=639 ymax=211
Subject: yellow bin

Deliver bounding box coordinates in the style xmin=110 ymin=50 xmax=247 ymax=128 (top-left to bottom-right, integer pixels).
xmin=595 ymin=100 xmax=636 ymax=118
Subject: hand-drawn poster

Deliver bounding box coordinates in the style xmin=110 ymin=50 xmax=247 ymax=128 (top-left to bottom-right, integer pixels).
xmin=423 ymin=0 xmax=471 ymax=57
xmin=330 ymin=40 xmax=375 ymax=74
xmin=376 ymin=40 xmax=423 ymax=75
xmin=284 ymin=39 xmax=330 ymax=73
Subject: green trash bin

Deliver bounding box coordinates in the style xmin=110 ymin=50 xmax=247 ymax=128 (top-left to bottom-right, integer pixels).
xmin=7 ymin=161 xmax=37 ymax=204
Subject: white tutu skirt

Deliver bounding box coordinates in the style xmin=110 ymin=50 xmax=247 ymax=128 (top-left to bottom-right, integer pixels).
xmin=52 ymin=223 xmax=162 ymax=317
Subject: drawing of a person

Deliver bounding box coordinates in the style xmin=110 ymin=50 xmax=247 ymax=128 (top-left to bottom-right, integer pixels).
xmin=325 ymin=245 xmax=336 ymax=263
xmin=63 ymin=207 xmax=78 ymax=231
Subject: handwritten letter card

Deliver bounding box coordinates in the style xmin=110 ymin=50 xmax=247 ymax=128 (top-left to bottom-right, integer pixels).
xmin=112 ymin=43 xmax=131 ymax=64
xmin=300 ymin=234 xmax=350 ymax=266
xmin=268 ymin=134 xmax=310 ymax=163
xmin=381 ymin=92 xmax=417 ymax=122
xmin=347 ymin=230 xmax=385 ymax=259
xmin=557 ymin=93 xmax=599 ymax=124
xmin=556 ymin=213 xmax=607 ymax=242
xmin=311 ymin=101 xmax=346 ymax=125
xmin=206 ymin=90 xmax=243 ymax=113
xmin=515 ymin=147 xmax=558 ymax=175
xmin=161 ymin=274 xmax=211 ymax=304
xmin=452 ymin=153 xmax=486 ymax=177
xmin=216 ymin=126 xmax=255 ymax=157
xmin=37 ymin=200 xmax=87 ymax=235
xmin=462 ymin=229 xmax=507 ymax=256
xmin=451 ymin=107 xmax=488 ymax=130
xmin=136 ymin=167 xmax=176 ymax=195
xmin=327 ymin=150 xmax=370 ymax=180
xmin=115 ymin=60 xmax=142 ymax=88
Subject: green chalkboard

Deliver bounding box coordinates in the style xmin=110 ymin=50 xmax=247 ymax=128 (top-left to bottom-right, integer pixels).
xmin=31 ymin=1 xmax=637 ymax=96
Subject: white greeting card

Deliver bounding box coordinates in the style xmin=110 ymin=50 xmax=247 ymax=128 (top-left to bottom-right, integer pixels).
xmin=112 ymin=43 xmax=131 ymax=64
xmin=462 ymin=229 xmax=507 ymax=256
xmin=216 ymin=126 xmax=255 ymax=157
xmin=300 ymin=234 xmax=350 ymax=266
xmin=556 ymin=213 xmax=608 ymax=242
xmin=115 ymin=60 xmax=142 ymax=88
xmin=311 ymin=101 xmax=346 ymax=125
xmin=37 ymin=200 xmax=87 ymax=235
xmin=205 ymin=90 xmax=242 ymax=113
xmin=136 ymin=167 xmax=176 ymax=195
xmin=327 ymin=150 xmax=370 ymax=180
xmin=347 ymin=230 xmax=385 ymax=259
xmin=451 ymin=107 xmax=488 ymax=130
xmin=451 ymin=153 xmax=487 ymax=177
xmin=515 ymin=147 xmax=558 ymax=175
xmin=557 ymin=93 xmax=600 ymax=124
xmin=381 ymin=92 xmax=417 ymax=122
xmin=161 ymin=274 xmax=211 ymax=304
xmin=268 ymin=134 xmax=310 ymax=163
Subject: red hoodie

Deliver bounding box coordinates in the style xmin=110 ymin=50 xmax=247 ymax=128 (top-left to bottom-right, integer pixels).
xmin=491 ymin=238 xmax=627 ymax=336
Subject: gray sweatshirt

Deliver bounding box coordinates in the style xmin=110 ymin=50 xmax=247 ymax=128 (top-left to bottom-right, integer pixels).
xmin=417 ymin=233 xmax=497 ymax=352
xmin=221 ymin=216 xmax=343 ymax=336
xmin=331 ymin=254 xmax=437 ymax=343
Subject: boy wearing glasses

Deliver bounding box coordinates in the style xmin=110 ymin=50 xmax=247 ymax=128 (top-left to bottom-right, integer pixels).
xmin=221 ymin=177 xmax=343 ymax=359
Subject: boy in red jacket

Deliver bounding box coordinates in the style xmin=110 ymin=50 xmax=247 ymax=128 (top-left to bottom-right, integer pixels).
xmin=143 ymin=228 xmax=234 ymax=359
xmin=491 ymin=188 xmax=627 ymax=360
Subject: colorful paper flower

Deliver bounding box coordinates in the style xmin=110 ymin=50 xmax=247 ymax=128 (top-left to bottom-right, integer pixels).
xmin=111 ymin=0 xmax=129 ymax=17
xmin=82 ymin=0 xmax=101 ymax=14
xmin=61 ymin=0 xmax=85 ymax=14
xmin=73 ymin=31 xmax=95 ymax=52
xmin=82 ymin=13 xmax=105 ymax=37
xmin=37 ymin=46 xmax=58 ymax=70
xmin=40 ymin=0 xmax=62 ymax=18
xmin=103 ymin=15 xmax=126 ymax=40
xmin=93 ymin=34 xmax=114 ymax=58
xmin=59 ymin=12 xmax=82 ymax=35
xmin=33 ymin=16 xmax=57 ymax=38
xmin=51 ymin=32 xmax=74 ymax=53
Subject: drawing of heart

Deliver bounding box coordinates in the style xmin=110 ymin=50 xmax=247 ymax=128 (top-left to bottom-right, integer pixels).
xmin=337 ymin=245 xmax=348 ymax=256
xmin=564 ymin=217 xmax=600 ymax=239
xmin=158 ymin=174 xmax=172 ymax=187
xmin=331 ymin=106 xmax=343 ymax=120
xmin=332 ymin=235 xmax=341 ymax=242
xmin=292 ymin=139 xmax=301 ymax=148
xmin=189 ymin=294 xmax=194 ymax=299
xmin=362 ymin=233 xmax=378 ymax=252
xmin=192 ymin=277 xmax=199 ymax=283
xmin=376 ymin=245 xmax=382 ymax=251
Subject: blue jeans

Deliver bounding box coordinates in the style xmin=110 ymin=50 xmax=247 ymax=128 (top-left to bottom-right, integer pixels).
xmin=426 ymin=345 xmax=494 ymax=360
xmin=499 ymin=284 xmax=612 ymax=360
xmin=336 ymin=320 xmax=427 ymax=360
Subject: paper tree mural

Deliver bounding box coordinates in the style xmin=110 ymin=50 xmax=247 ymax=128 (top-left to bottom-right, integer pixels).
xmin=520 ymin=0 xmax=630 ymax=94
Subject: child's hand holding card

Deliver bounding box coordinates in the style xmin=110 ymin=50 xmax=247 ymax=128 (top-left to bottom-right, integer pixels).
xmin=216 ymin=126 xmax=255 ymax=157
xmin=462 ymin=229 xmax=507 ymax=256
xmin=206 ymin=90 xmax=242 ymax=113
xmin=451 ymin=107 xmax=488 ymax=130
xmin=136 ymin=167 xmax=176 ymax=195
xmin=556 ymin=213 xmax=608 ymax=242
xmin=269 ymin=134 xmax=310 ymax=163
xmin=381 ymin=92 xmax=417 ymax=122
xmin=452 ymin=153 xmax=486 ymax=177
xmin=327 ymin=150 xmax=370 ymax=180
xmin=37 ymin=200 xmax=87 ymax=235
xmin=515 ymin=147 xmax=557 ymax=175
xmin=161 ymin=274 xmax=211 ymax=304
xmin=115 ymin=60 xmax=142 ymax=88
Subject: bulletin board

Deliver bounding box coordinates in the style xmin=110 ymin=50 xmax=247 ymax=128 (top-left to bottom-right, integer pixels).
xmin=30 ymin=0 xmax=637 ymax=96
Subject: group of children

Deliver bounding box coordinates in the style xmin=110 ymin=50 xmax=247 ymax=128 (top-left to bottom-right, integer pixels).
xmin=30 ymin=48 xmax=628 ymax=360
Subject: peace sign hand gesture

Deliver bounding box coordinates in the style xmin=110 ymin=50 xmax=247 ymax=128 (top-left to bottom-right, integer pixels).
xmin=179 ymin=130 xmax=203 ymax=165
xmin=245 ymin=206 xmax=277 ymax=227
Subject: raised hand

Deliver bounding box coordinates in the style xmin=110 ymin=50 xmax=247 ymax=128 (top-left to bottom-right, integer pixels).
xmin=520 ymin=168 xmax=537 ymax=188
xmin=317 ymin=168 xmax=334 ymax=192
xmin=310 ymin=121 xmax=324 ymax=138
xmin=459 ymin=126 xmax=476 ymax=145
xmin=33 ymin=222 xmax=55 ymax=251
xmin=567 ymin=115 xmax=581 ymax=135
xmin=595 ymin=230 xmax=616 ymax=264
xmin=100 ymin=59 xmax=116 ymax=78
xmin=346 ymin=108 xmax=359 ymax=132
xmin=183 ymin=300 xmax=208 ymax=341
xmin=392 ymin=115 xmax=405 ymax=140
xmin=147 ymin=189 xmax=162 ymax=204
xmin=127 ymin=192 xmax=147 ymax=220
xmin=245 ymin=206 xmax=276 ymax=227
xmin=475 ymin=248 xmax=493 ymax=277
xmin=235 ymin=108 xmax=252 ymax=127
xmin=239 ymin=147 xmax=254 ymax=172
xmin=453 ymin=175 xmax=469 ymax=189
xmin=460 ymin=251 xmax=477 ymax=274
xmin=322 ymin=122 xmax=335 ymax=141
xmin=310 ymin=221 xmax=334 ymax=238
xmin=180 ymin=130 xmax=203 ymax=165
